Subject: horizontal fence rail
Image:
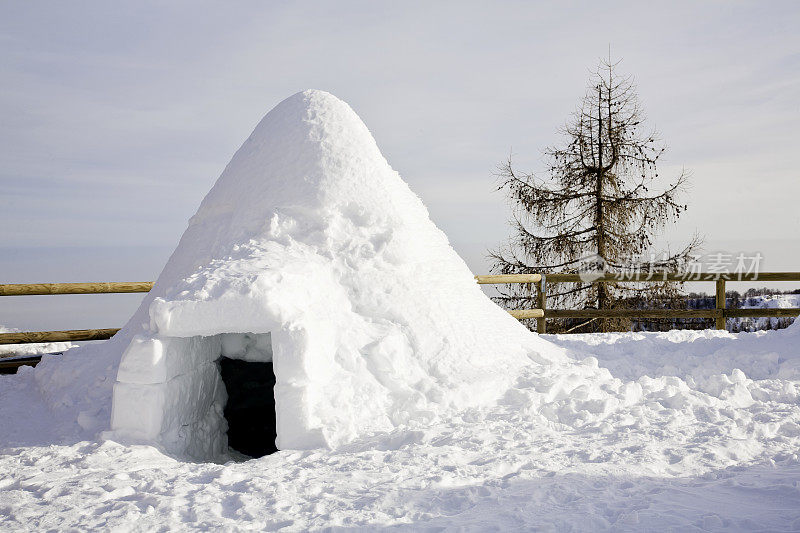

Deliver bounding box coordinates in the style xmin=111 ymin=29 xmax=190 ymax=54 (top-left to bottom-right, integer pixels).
xmin=542 ymin=309 xmax=800 ymax=319
xmin=0 ymin=328 xmax=121 ymax=345
xmin=478 ymin=272 xmax=800 ymax=284
xmin=1 ymin=273 xmax=799 ymax=372
xmin=475 ymin=274 xmax=542 ymax=284
xmin=0 ymin=281 xmax=153 ymax=296
xmin=507 ymin=309 xmax=545 ymax=319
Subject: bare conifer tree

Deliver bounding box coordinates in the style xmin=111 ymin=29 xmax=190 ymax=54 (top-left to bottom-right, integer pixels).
xmin=491 ymin=59 xmax=701 ymax=333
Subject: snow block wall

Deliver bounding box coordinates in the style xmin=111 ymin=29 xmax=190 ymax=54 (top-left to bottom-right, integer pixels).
xmin=108 ymin=90 xmax=557 ymax=459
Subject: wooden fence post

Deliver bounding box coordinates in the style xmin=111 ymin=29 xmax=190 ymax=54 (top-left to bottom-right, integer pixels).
xmin=536 ymin=275 xmax=546 ymax=334
xmin=715 ymin=279 xmax=726 ymax=330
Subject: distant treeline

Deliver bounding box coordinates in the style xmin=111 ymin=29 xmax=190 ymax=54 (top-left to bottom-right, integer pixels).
xmin=632 ymin=288 xmax=799 ymax=333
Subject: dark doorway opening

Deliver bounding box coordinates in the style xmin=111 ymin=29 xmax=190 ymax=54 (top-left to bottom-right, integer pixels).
xmin=219 ymin=358 xmax=278 ymax=458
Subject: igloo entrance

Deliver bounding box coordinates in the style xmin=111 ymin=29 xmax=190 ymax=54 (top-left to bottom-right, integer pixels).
xmin=219 ymin=357 xmax=277 ymax=458
xmin=110 ymin=332 xmax=278 ymax=460
xmin=215 ymin=332 xmax=277 ymax=458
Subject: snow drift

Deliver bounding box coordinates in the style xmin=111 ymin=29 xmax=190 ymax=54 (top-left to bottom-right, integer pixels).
xmin=107 ymin=90 xmax=558 ymax=459
xmin=7 ymin=322 xmax=800 ymax=529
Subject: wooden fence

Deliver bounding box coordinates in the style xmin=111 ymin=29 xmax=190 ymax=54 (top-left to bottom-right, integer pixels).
xmin=0 ymin=282 xmax=153 ymax=346
xmin=2 ymin=272 xmax=799 ymax=345
xmin=476 ymin=272 xmax=800 ymax=333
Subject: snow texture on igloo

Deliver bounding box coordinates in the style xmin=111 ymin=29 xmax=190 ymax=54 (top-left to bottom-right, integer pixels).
xmin=108 ymin=90 xmax=557 ymax=459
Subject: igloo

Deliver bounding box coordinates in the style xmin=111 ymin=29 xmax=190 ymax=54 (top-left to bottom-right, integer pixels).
xmin=107 ymin=90 xmax=551 ymax=460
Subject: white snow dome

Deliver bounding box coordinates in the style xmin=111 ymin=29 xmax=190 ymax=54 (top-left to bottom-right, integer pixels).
xmin=108 ymin=90 xmax=553 ymax=460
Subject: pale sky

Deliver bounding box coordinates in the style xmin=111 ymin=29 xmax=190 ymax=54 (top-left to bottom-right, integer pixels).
xmin=1 ymin=1 xmax=799 ymax=332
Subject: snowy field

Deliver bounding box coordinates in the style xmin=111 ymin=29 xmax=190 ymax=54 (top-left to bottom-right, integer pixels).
xmin=2 ymin=326 xmax=800 ymax=531
xmin=737 ymin=293 xmax=800 ymax=331
xmin=742 ymin=293 xmax=800 ymax=311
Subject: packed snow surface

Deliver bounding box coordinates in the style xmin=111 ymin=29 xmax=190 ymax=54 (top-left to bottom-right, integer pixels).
xmin=2 ymin=325 xmax=800 ymax=530
xmin=1 ymin=90 xmax=799 ymax=529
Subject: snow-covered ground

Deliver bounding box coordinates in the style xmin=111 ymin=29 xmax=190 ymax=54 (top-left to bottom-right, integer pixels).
xmin=2 ymin=326 xmax=800 ymax=531
xmin=735 ymin=293 xmax=800 ymax=331
xmin=742 ymin=293 xmax=800 ymax=310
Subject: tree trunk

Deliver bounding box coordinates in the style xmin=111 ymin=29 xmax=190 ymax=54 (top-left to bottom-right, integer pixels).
xmin=595 ymin=84 xmax=608 ymax=318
